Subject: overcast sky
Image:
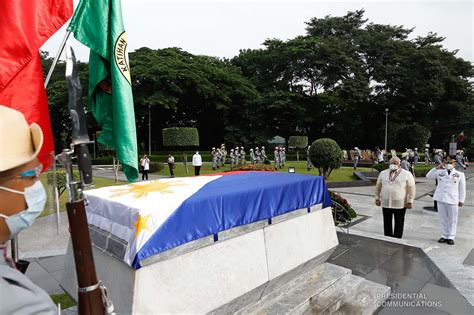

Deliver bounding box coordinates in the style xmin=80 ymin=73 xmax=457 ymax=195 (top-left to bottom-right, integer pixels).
xmin=42 ymin=0 xmax=473 ymax=63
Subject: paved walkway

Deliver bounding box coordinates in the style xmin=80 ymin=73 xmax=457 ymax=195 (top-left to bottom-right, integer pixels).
xmin=329 ymin=232 xmax=473 ymax=314
xmin=92 ymin=165 xmax=166 ymax=181
xmin=333 ymin=170 xmax=474 ymax=307
xmin=13 ymin=167 xmax=473 ymax=311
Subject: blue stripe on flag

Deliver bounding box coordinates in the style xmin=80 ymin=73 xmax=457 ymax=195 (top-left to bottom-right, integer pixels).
xmin=133 ymin=172 xmax=331 ymax=268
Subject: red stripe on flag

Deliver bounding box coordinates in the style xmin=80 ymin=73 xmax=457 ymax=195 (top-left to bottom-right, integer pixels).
xmin=0 ymin=0 xmax=73 ymax=170
xmin=0 ymin=56 xmax=55 ymax=170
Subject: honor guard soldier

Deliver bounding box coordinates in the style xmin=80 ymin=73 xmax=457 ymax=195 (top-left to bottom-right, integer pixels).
xmin=255 ymin=147 xmax=262 ymax=163
xmin=211 ymin=147 xmax=218 ymax=170
xmin=425 ymin=148 xmax=431 ymax=164
xmin=455 ymin=150 xmax=467 ymax=171
xmin=400 ymin=153 xmax=411 ymax=171
xmin=235 ymin=147 xmax=241 ymax=164
xmin=216 ymin=148 xmax=222 ymax=168
xmin=434 ymin=149 xmax=443 ymax=166
xmin=274 ymin=147 xmax=280 ymax=169
xmin=261 ymin=146 xmax=267 ymax=163
xmin=240 ymin=147 xmax=246 ymax=164
xmin=407 ymin=149 xmax=414 ymax=163
xmin=250 ymin=148 xmax=256 ymax=164
xmin=307 ymin=145 xmax=313 ymax=171
xmin=229 ymin=149 xmax=235 ymax=169
xmin=427 ymin=157 xmax=466 ymax=245
xmin=220 ymin=144 xmax=227 ymax=167
xmin=353 ymin=147 xmax=361 ymax=170
xmin=278 ymin=147 xmax=284 ymax=168
xmin=413 ymin=148 xmax=419 ymax=163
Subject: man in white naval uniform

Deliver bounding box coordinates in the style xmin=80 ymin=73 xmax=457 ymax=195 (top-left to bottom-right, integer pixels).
xmin=426 ymin=157 xmax=466 ymax=245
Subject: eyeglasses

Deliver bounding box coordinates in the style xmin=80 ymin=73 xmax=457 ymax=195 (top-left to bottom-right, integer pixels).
xmin=18 ymin=165 xmax=42 ymax=178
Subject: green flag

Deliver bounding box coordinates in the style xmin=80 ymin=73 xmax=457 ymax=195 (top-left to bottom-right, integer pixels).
xmin=69 ymin=0 xmax=138 ymax=182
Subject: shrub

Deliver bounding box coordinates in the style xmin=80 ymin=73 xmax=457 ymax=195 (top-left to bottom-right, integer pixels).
xmin=373 ymin=162 xmax=433 ymax=177
xmin=148 ymin=161 xmax=163 ymax=173
xmin=91 ymin=156 xmax=114 ymax=165
xmin=373 ymin=163 xmax=388 ymax=172
xmin=162 ymin=127 xmax=199 ymax=147
xmin=309 ymin=138 xmax=342 ymax=179
xmin=288 ymin=136 xmax=308 ymax=162
xmin=162 ymin=127 xmax=200 ymax=175
xmin=46 ymin=170 xmax=80 ymax=197
xmin=229 ymin=164 xmax=276 ymax=172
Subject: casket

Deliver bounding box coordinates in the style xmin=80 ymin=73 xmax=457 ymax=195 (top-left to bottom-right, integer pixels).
xmin=61 ymin=171 xmax=339 ymax=313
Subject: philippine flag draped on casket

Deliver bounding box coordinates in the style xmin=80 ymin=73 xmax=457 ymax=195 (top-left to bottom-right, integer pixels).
xmin=85 ymin=172 xmax=332 ymax=269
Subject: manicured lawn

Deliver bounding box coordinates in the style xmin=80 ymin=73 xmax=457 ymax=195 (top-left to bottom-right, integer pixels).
xmin=39 ymin=174 xmax=126 ymax=217
xmin=153 ymin=161 xmax=371 ymax=182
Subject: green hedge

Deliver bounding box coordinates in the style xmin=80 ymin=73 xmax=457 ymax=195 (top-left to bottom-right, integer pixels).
xmin=162 ymin=127 xmax=199 ymax=147
xmin=147 ymin=162 xmax=164 ymax=173
xmin=91 ymin=156 xmax=114 ymax=165
xmin=373 ymin=162 xmax=434 ymax=177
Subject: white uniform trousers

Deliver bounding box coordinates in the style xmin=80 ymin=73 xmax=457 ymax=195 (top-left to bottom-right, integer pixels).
xmin=437 ymin=201 xmax=459 ymax=240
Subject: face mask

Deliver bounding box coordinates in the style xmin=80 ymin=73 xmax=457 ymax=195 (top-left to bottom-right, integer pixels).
xmin=0 ymin=181 xmax=46 ymax=239
xmin=445 ymin=164 xmax=454 ymax=170
xmin=389 ymin=164 xmax=398 ymax=171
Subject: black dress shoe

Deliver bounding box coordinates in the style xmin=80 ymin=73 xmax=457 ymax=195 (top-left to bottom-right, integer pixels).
xmin=438 ymin=238 xmax=447 ymax=243
xmin=447 ymin=239 xmax=454 ymax=245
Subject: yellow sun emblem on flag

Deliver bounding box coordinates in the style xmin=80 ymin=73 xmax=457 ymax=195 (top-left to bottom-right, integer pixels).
xmin=134 ymin=214 xmax=150 ymax=237
xmin=109 ymin=180 xmax=187 ymax=198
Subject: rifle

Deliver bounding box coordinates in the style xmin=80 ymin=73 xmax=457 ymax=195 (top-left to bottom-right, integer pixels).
xmin=56 ymin=46 xmax=114 ymax=315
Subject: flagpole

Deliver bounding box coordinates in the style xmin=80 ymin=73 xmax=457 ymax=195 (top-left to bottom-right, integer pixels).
xmin=44 ymin=30 xmax=72 ymax=88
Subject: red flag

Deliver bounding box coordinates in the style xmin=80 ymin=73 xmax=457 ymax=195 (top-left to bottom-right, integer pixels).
xmin=458 ymin=131 xmax=465 ymax=143
xmin=0 ymin=0 xmax=73 ymax=170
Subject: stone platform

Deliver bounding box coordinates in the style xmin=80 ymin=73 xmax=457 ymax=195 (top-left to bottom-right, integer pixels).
xmin=60 ymin=205 xmax=390 ymax=313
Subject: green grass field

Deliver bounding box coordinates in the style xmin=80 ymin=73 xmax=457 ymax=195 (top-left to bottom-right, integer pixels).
xmin=37 ymin=162 xmax=370 ymax=218
xmin=39 ymin=174 xmax=126 ymax=217
xmin=50 ymin=293 xmax=76 ymax=309
xmin=153 ymin=161 xmax=371 ymax=182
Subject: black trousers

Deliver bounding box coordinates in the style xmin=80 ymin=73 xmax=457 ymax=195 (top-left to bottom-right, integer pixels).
xmin=194 ymin=166 xmax=201 ymax=176
xmin=382 ymin=207 xmax=407 ymax=238
xmin=168 ymin=163 xmax=174 ymax=176
xmin=142 ymin=170 xmax=149 ymax=181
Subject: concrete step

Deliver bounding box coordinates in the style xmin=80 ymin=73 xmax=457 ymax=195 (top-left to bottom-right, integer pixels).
xmin=245 ymin=263 xmax=352 ymax=314
xmin=334 ymin=278 xmax=390 ymax=315
xmin=246 ymin=263 xmax=390 ymax=315
xmin=302 ymin=273 xmax=365 ymax=314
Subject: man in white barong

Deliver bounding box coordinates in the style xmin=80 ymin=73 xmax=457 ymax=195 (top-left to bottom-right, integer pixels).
xmin=375 ymin=157 xmax=416 ymax=238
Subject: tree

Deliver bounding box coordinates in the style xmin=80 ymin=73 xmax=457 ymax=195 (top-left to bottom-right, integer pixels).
xmin=309 ymin=138 xmax=342 ymax=179
xmin=288 ymin=136 xmax=308 ymax=162
xmin=41 ymin=10 xmax=472 ymax=154
xmin=162 ymin=127 xmax=199 ymax=174
xmin=232 ymin=10 xmax=473 ymax=150
xmin=394 ymin=124 xmax=431 ymax=150
xmin=130 ymin=48 xmax=260 ymax=149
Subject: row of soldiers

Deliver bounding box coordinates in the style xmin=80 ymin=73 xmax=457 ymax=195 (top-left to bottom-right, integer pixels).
xmin=211 ymin=145 xmax=287 ymax=169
